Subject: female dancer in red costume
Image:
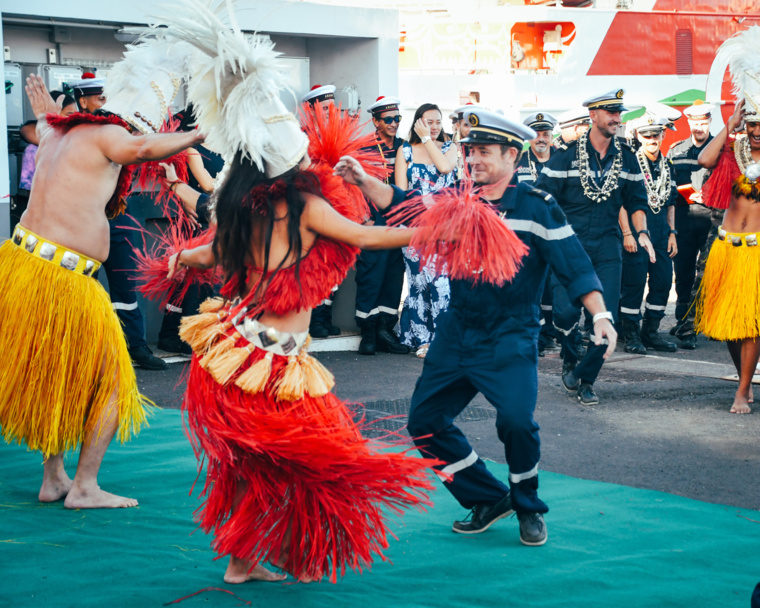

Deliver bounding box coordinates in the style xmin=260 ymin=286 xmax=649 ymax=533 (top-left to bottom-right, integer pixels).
xmin=170 ymin=145 xmax=437 ymax=584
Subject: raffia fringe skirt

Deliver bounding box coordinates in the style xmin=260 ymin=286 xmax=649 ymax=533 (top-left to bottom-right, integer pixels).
xmin=695 ymin=229 xmax=760 ymax=341
xmin=0 ymin=234 xmax=151 ymax=457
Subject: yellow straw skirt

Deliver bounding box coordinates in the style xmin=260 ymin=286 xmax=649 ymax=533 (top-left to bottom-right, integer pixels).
xmin=0 ymin=239 xmax=151 ymax=457
xmin=695 ymin=232 xmax=760 ymax=341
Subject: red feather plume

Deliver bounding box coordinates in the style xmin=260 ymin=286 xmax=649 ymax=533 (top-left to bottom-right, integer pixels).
xmin=702 ymin=138 xmax=739 ymax=210
xmin=387 ymin=173 xmax=529 ymax=286
xmin=132 ymin=224 xmax=219 ymax=309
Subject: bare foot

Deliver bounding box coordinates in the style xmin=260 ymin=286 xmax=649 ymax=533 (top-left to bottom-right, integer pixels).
xmin=224 ymin=557 xmax=286 ymax=584
xmin=64 ymin=485 xmax=138 ymax=509
xmin=730 ymin=394 xmax=752 ymax=415
xmin=273 ymin=555 xmax=319 ymax=583
xmin=39 ymin=473 xmax=73 ymax=503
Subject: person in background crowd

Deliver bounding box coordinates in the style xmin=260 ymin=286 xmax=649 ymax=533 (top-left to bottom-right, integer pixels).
xmin=554 ymin=106 xmax=591 ymax=151
xmin=537 ymin=89 xmax=654 ymax=407
xmin=302 ymin=84 xmax=341 ymax=338
xmin=666 ymin=102 xmax=715 ymax=349
xmin=157 ymin=105 xmax=224 ymax=355
xmin=619 ymin=114 xmax=679 ymax=354
xmin=516 ymin=112 xmax=561 ymax=357
xmin=354 ymin=96 xmax=409 ymax=356
xmin=394 ymin=102 xmax=458 ymax=357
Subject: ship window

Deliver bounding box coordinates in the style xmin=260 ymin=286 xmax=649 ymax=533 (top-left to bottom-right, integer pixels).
xmin=676 ymin=29 xmax=693 ymax=75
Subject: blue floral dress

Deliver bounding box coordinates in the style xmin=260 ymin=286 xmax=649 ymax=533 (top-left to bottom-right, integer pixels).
xmin=399 ymin=141 xmax=456 ymax=348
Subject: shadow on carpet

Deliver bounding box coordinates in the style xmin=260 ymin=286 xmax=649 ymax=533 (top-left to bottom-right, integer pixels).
xmin=1 ymin=409 xmax=758 ymax=608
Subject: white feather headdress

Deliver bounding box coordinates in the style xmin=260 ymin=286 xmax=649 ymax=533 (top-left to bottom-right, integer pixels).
xmin=102 ymin=36 xmax=191 ymax=134
xmin=716 ymin=25 xmax=760 ymax=122
xmin=128 ymin=0 xmax=308 ymax=176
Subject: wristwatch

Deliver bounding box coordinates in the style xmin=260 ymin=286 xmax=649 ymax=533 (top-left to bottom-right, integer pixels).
xmin=669 ymin=229 xmax=678 ymax=235
xmin=638 ymin=229 xmax=651 ymax=238
xmin=421 ymin=136 xmax=431 ymax=144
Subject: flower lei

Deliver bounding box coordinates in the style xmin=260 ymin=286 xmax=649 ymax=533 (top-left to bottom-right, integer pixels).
xmin=577 ymin=129 xmax=622 ymax=203
xmin=635 ymin=147 xmax=671 ymax=214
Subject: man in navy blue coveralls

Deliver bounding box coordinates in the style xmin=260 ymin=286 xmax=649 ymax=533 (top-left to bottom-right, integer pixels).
xmin=334 ymin=109 xmax=617 ymax=547
xmin=536 ymin=89 xmax=655 ymax=406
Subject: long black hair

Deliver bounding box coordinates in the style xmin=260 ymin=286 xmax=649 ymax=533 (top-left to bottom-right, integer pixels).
xmin=212 ymin=152 xmax=321 ymax=298
xmin=408 ymin=103 xmax=445 ymax=145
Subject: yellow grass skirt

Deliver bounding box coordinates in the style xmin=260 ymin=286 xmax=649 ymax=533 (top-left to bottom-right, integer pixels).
xmin=695 ymin=230 xmax=760 ymax=341
xmin=0 ymin=238 xmax=152 ymax=457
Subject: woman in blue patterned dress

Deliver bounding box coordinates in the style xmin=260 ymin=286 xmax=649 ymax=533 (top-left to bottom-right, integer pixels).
xmin=394 ymin=103 xmax=458 ymax=357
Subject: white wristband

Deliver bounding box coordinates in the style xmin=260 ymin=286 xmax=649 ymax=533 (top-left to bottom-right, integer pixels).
xmin=593 ymin=311 xmax=613 ymax=324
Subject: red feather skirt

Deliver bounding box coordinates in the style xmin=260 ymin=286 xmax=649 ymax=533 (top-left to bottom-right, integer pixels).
xmin=181 ymin=316 xmax=437 ymax=583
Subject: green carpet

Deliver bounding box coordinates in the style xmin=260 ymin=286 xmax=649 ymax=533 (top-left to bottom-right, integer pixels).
xmin=1 ymin=409 xmax=758 ymax=608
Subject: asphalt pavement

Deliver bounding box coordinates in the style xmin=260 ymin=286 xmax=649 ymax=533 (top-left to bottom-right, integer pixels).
xmin=137 ymin=326 xmax=760 ymax=512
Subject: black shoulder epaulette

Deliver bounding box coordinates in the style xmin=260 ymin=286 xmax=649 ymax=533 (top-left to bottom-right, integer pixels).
xmin=619 ymin=139 xmax=636 ymax=153
xmin=521 ymin=183 xmax=554 ymax=204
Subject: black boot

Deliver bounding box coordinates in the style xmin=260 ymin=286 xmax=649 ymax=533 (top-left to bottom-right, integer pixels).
xmin=621 ymin=318 xmax=647 ymax=355
xmin=376 ymin=317 xmax=410 ymax=354
xmin=674 ymin=319 xmax=697 ymax=350
xmin=310 ymin=304 xmax=330 ymax=339
xmin=323 ymin=303 xmax=341 ymax=336
xmin=358 ymin=319 xmax=377 ymax=355
xmin=641 ymin=318 xmax=677 ymax=352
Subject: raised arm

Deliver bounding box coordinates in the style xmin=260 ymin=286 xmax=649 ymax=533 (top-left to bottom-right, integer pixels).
xmin=187 ymin=147 xmax=216 ymax=192
xmin=302 ymin=193 xmax=413 ymax=250
xmin=98 ymin=127 xmax=205 ymax=167
xmin=394 ymin=145 xmax=409 ymax=190
xmin=334 ymin=155 xmax=395 ymax=210
xmin=414 ymin=119 xmax=457 ymax=175
xmin=699 ymin=100 xmax=744 ymax=169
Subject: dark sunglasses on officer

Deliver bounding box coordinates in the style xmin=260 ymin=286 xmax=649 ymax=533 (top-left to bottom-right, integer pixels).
xmin=379 ymin=115 xmax=402 ymax=124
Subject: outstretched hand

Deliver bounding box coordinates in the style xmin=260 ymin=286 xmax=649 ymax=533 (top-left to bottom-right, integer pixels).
xmin=25 ymin=74 xmax=60 ymax=118
xmin=333 ymin=155 xmax=367 ymax=186
xmin=167 ymin=252 xmax=184 ymax=280
xmin=594 ymin=318 xmax=618 ymax=359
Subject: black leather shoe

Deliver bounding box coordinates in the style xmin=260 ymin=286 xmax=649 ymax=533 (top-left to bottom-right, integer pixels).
xmin=679 ymin=334 xmax=697 ymax=350
xmin=577 ymin=382 xmax=599 ymax=406
xmin=376 ymin=327 xmax=410 ymax=354
xmin=518 ymin=512 xmax=548 ymax=546
xmin=452 ymin=493 xmax=514 ymax=534
xmin=157 ymin=336 xmax=192 ymax=356
xmin=310 ymin=322 xmax=329 ymax=339
xmin=358 ymin=323 xmax=377 ymax=356
xmin=561 ymin=362 xmax=578 ymax=393
xmin=129 ymin=345 xmax=168 ymax=371
xmin=641 ymin=318 xmax=677 ymax=352
xmin=326 ymin=323 xmax=341 ymax=336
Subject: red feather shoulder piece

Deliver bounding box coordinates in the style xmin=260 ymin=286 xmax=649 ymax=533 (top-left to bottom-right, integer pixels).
xmin=46 ymin=112 xmax=134 ymax=218
xmin=387 ymin=176 xmax=529 ymax=286
xmin=702 ymin=138 xmax=739 ymax=210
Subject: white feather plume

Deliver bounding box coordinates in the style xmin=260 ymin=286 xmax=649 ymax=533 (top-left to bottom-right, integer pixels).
xmin=716 ymin=25 xmax=760 ymax=116
xmin=126 ymin=0 xmax=306 ymax=172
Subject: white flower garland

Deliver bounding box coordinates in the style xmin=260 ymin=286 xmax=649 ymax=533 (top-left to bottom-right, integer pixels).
xmin=734 ymin=135 xmax=754 ymax=174
xmin=635 ymin=147 xmax=671 ymax=214
xmin=577 ymin=129 xmax=622 ymax=203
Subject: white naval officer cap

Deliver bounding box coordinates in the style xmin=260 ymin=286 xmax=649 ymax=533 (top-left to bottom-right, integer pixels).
xmin=68 ymin=76 xmax=106 ymax=98
xmin=523 ymin=111 xmax=558 ymax=132
xmin=301 ymin=84 xmax=336 ymax=105
xmin=632 ymin=112 xmax=675 ymax=136
xmin=454 ymin=103 xmax=484 ymax=120
xmin=683 ymin=102 xmax=713 ymax=121
xmin=459 ymin=108 xmax=537 ymax=148
xmin=557 ymin=106 xmax=591 ymax=129
xmin=583 ymin=88 xmax=628 ymax=112
xmin=367 ymin=96 xmax=401 ymax=115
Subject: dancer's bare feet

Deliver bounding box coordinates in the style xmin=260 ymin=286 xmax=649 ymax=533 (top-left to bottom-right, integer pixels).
xmin=273 ymin=554 xmax=320 ymax=583
xmin=39 ymin=474 xmax=73 ymax=502
xmin=730 ymin=392 xmax=752 ymax=415
xmin=64 ymin=483 xmax=138 ymax=509
xmin=224 ymin=557 xmax=286 ymax=584
xmin=39 ymin=455 xmax=73 ymax=502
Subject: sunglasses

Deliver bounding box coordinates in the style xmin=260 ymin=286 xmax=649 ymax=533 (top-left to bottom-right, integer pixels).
xmin=379 ymin=115 xmax=402 ymax=124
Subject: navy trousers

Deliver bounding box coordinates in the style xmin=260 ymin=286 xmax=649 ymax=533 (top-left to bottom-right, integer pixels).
xmin=408 ymin=311 xmax=548 ymax=515
xmin=552 ymin=257 xmax=621 ymax=385
xmin=354 ymin=247 xmax=404 ymax=328
xmin=101 ymin=218 xmax=147 ymax=350
xmin=673 ymin=208 xmax=711 ymax=321
xmin=620 ymin=246 xmax=672 ymax=322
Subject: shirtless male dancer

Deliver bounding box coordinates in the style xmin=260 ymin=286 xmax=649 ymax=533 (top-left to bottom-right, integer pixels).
xmin=0 ymin=75 xmax=202 ymax=509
